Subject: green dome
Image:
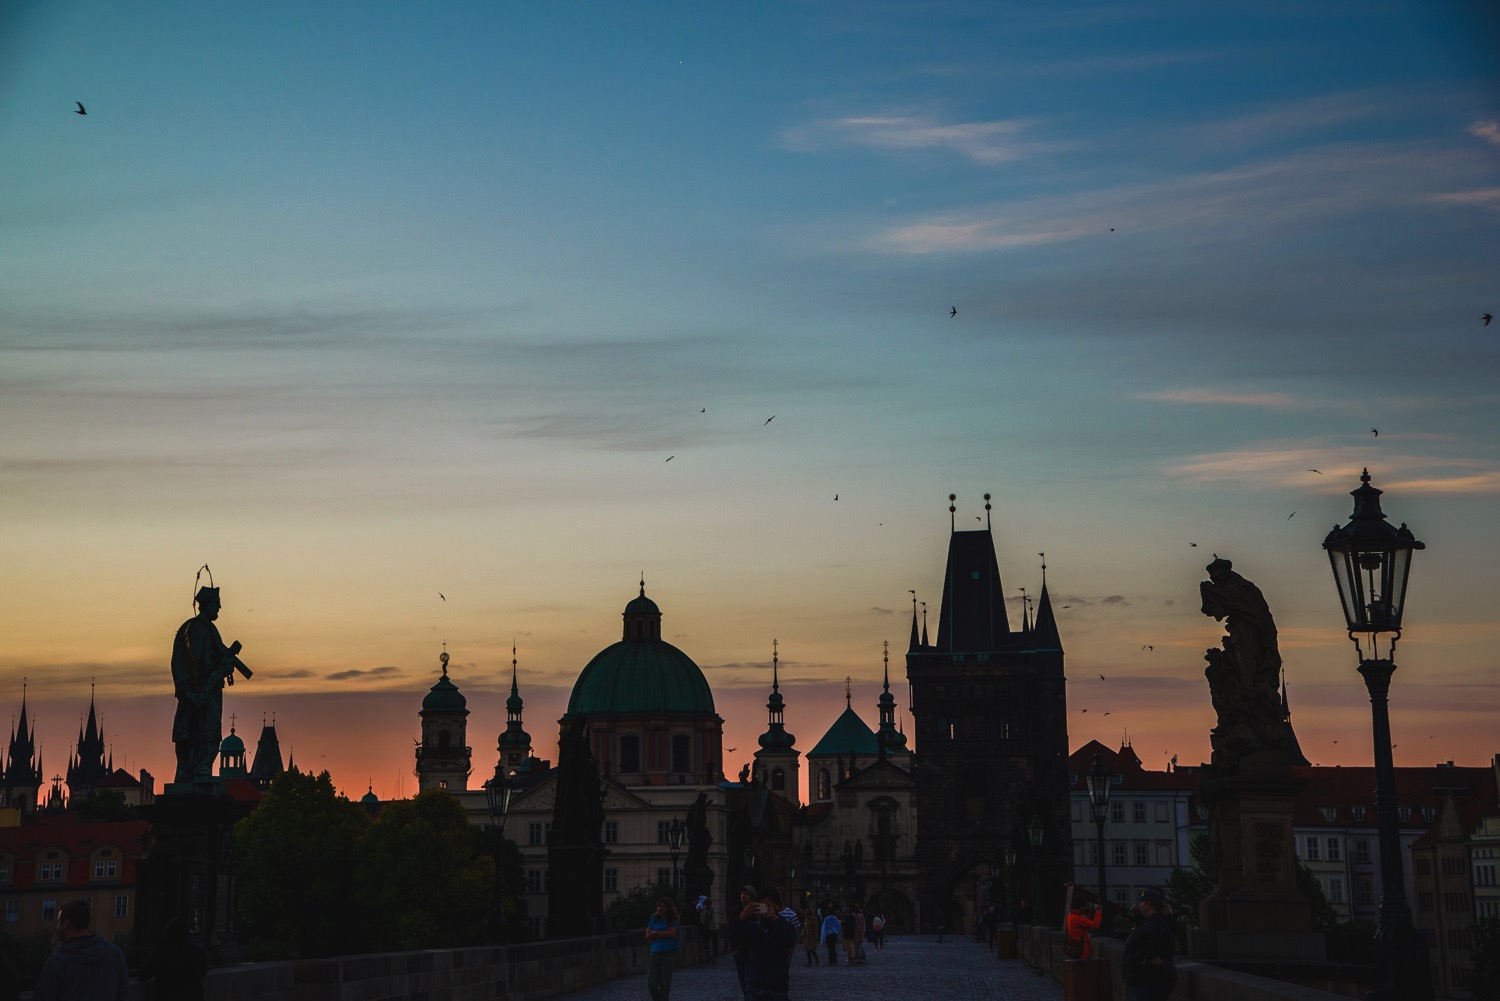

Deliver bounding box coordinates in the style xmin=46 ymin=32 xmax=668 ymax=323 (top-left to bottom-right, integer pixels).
xmin=219 ymin=729 xmax=245 ymax=755
xmin=568 ymin=639 xmax=715 ymax=715
xmin=361 ymin=788 xmax=380 ymax=807
xmin=625 ymin=593 xmax=661 ymax=616
xmin=422 ymin=673 xmax=467 ymax=713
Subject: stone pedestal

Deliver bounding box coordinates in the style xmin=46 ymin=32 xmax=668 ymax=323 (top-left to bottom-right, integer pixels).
xmin=1062 ymin=957 xmax=1112 ymax=1000
xmin=547 ymin=843 xmax=605 ymax=938
xmin=134 ymin=792 xmax=253 ymax=966
xmin=1196 ymin=758 xmax=1325 ymax=962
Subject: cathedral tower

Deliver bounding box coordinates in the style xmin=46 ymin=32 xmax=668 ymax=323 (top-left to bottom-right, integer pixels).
xmin=753 ymin=640 xmax=800 ymax=806
xmin=416 ymin=648 xmax=472 ymax=793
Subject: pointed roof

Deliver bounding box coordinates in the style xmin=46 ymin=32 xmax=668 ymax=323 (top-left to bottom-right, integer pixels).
xmin=934 ymin=510 xmax=1011 ymax=651
xmin=1030 ymin=582 xmax=1062 ymax=652
xmin=876 ymin=643 xmax=907 ymax=755
xmin=249 ymin=719 xmax=285 ymax=785
xmin=809 ymin=683 xmax=880 ymax=758
xmin=498 ymin=645 xmax=532 ymax=753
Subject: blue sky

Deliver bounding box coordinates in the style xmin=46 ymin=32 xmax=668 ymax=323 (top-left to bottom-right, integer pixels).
xmin=2 ymin=1 xmax=1496 ymax=798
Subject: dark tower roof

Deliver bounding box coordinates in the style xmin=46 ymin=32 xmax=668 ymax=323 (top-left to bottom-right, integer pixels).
xmin=757 ymin=640 xmax=796 ymax=751
xmin=67 ymin=689 xmax=110 ymax=798
xmin=4 ymin=688 xmax=42 ymax=789
xmin=935 ymin=528 xmax=1011 ymax=652
xmin=876 ymin=642 xmax=908 ymax=756
xmin=1030 ymin=581 xmax=1062 ymax=652
xmin=497 ymin=645 xmax=532 ymax=753
xmin=809 ymin=681 xmax=880 ymax=758
xmin=250 ymin=720 xmax=285 ymax=787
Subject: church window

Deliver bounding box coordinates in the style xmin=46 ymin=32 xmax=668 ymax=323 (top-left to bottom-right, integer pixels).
xmin=620 ymin=735 xmax=641 ymax=773
xmin=817 ymin=769 xmax=831 ymax=800
xmin=671 ymin=735 xmax=692 ymax=773
xmin=604 ymin=821 xmax=619 ymax=844
xmin=771 ymin=768 xmax=786 ymax=792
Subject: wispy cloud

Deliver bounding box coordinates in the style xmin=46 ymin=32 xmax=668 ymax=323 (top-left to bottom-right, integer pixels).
xmin=1468 ymin=120 xmax=1500 ymax=146
xmin=1194 ymin=90 xmax=1402 ymax=148
xmin=1167 ymin=446 xmax=1500 ymax=494
xmin=782 ymin=113 xmax=1062 ymax=165
xmin=1430 ymin=188 xmax=1500 ymax=209
xmin=1136 ymin=388 xmax=1298 ymax=409
xmin=327 ymin=665 xmax=401 ymax=682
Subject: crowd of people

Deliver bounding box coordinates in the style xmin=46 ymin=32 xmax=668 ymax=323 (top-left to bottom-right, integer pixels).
xmin=646 ymin=881 xmax=1177 ymax=1001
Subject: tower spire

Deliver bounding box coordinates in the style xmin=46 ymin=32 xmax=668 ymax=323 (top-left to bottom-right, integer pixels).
xmin=949 ymin=493 xmax=956 ymax=531
xmin=908 ymin=590 xmax=920 ymax=651
xmin=985 ymin=492 xmax=992 ymax=531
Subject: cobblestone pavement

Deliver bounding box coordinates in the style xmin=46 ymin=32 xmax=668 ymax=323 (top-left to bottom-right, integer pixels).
xmin=551 ymin=935 xmax=1063 ymax=1001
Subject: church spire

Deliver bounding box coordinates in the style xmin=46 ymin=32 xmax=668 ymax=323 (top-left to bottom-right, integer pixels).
xmin=497 ymin=642 xmax=533 ymax=771
xmin=908 ymin=591 xmax=920 ymax=652
xmin=876 ymin=640 xmax=908 ymax=758
xmin=757 ymin=639 xmax=796 ymax=751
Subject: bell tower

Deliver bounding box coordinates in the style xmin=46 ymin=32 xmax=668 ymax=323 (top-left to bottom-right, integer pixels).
xmin=416 ymin=647 xmax=472 ymax=793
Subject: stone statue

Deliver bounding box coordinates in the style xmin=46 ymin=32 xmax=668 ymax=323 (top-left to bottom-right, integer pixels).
xmin=1199 ymin=558 xmax=1287 ymax=768
xmin=550 ymin=716 xmax=604 ymax=847
xmin=170 ymin=586 xmax=251 ymax=786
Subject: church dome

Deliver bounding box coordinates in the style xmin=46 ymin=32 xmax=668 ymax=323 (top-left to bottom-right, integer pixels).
xmin=219 ymin=728 xmax=245 ymax=755
xmin=422 ymin=651 xmax=468 ymax=713
xmin=566 ymin=587 xmax=715 ymax=716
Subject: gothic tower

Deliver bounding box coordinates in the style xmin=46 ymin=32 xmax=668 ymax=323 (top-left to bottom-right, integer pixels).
xmin=905 ymin=494 xmax=1071 ymax=929
xmin=416 ymin=648 xmax=472 ymax=792
xmin=66 ymin=687 xmax=111 ymax=802
xmin=3 ymin=688 xmax=43 ymax=814
xmin=753 ymin=640 xmax=800 ymax=807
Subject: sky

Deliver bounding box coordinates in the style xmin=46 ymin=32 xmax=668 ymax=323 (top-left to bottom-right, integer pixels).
xmin=2 ymin=1 xmax=1497 ymax=804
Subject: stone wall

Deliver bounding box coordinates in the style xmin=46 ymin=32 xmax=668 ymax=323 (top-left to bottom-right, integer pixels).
xmin=1014 ymin=924 xmax=1370 ymax=1001
xmin=28 ymin=927 xmax=706 ymax=1001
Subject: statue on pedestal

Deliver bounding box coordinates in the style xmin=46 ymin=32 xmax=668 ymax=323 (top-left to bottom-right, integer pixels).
xmin=547 ymin=716 xmax=605 ymax=937
xmin=170 ymin=575 xmax=251 ymax=787
xmin=1200 ymin=558 xmax=1285 ymax=770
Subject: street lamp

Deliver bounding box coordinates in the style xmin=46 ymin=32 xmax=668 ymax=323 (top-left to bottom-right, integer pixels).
xmin=1322 ymin=469 xmax=1432 ymax=1001
xmin=483 ymin=769 xmax=514 ymax=942
xmin=667 ymin=818 xmax=685 ymax=904
xmin=1086 ymin=751 xmax=1112 ymax=911
xmin=1003 ymin=844 xmax=1018 ymax=922
xmin=1027 ymin=816 xmax=1044 ymax=923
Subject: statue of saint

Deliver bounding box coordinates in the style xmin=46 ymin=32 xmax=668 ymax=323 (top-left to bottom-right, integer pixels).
xmin=551 ymin=716 xmax=604 ymax=846
xmin=171 ymin=586 xmax=249 ymax=785
xmin=685 ymin=791 xmax=711 ymax=870
xmin=1199 ymin=558 xmax=1285 ymax=766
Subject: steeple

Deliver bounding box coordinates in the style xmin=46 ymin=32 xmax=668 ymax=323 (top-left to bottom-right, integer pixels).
xmin=908 ymin=592 xmax=920 ymax=652
xmin=756 ymin=640 xmax=796 ymax=751
xmin=497 ymin=643 xmax=534 ymax=775
xmin=67 ymin=684 xmax=110 ymax=801
xmin=3 ymin=684 xmax=43 ymax=813
xmin=249 ymin=714 xmax=285 ymax=790
xmin=876 ymin=641 xmax=908 ymax=758
xmin=1031 ymin=577 xmax=1062 ymax=652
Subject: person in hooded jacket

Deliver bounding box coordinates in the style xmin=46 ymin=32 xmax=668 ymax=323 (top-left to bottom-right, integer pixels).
xmin=1122 ymin=888 xmax=1177 ymax=1001
xmin=34 ymin=899 xmax=129 ymax=1001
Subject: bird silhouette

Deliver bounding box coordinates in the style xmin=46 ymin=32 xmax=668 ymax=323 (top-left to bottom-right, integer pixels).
xmin=1484 ymin=313 xmax=1493 ymax=326
xmin=949 ymin=306 xmax=957 ymax=318
xmin=438 ymin=593 xmax=445 ymax=601
xmin=74 ymin=101 xmax=86 ymax=115
xmin=1189 ymin=542 xmax=1198 ymax=547
xmin=726 ymin=747 xmax=736 ymax=753
xmin=700 ymin=408 xmax=706 ymax=413
xmin=1308 ymin=469 xmax=1322 ymax=474
xmin=764 ymin=416 xmax=775 ymax=425
xmin=1287 ymin=511 xmax=1296 ymax=520
xmin=1099 ymin=674 xmax=1106 ymax=680
xmin=1080 ymin=708 xmax=1088 ymax=713
xmin=665 ymin=456 xmax=674 ymax=462
xmin=1062 ymin=605 xmax=1071 ymax=608
xmin=1142 ymin=644 xmax=1153 ymax=651
xmin=1371 ymin=427 xmax=1379 ymax=437
xmin=1104 ymin=712 xmax=1111 ymax=716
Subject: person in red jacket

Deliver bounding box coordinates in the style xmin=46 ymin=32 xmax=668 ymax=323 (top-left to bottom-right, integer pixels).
xmin=1064 ymin=887 xmax=1104 ymax=960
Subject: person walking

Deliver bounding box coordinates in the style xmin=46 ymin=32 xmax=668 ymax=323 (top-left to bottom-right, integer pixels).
xmin=733 ymin=890 xmax=796 ymax=1001
xmin=819 ymin=908 xmax=842 ymax=966
xmin=33 ymin=899 xmax=129 ymax=1001
xmin=645 ymin=897 xmax=680 ymax=1001
xmin=698 ymin=899 xmax=720 ymax=958
xmin=800 ymin=908 xmax=821 ymax=965
xmin=1122 ymin=888 xmax=1177 ymax=1001
xmin=870 ymin=911 xmax=886 ymax=950
xmin=850 ymin=905 xmax=867 ymax=964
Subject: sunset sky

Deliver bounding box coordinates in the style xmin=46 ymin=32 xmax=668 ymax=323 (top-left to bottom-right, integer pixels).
xmin=2 ymin=2 xmax=1497 ymax=803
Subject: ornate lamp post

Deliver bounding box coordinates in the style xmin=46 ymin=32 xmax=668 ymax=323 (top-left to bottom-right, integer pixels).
xmin=1003 ymin=843 xmax=1017 ymax=919
xmin=1322 ymin=469 xmax=1432 ymax=1001
xmin=1027 ymin=816 xmax=1044 ymax=922
xmin=667 ymin=818 xmax=685 ymax=905
xmin=483 ymin=769 xmax=514 ymax=942
xmin=1085 ymin=750 xmax=1112 ymax=911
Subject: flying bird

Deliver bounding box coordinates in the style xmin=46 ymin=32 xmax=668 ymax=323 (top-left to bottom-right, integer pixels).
xmin=834 ymin=494 xmax=838 ymax=500
xmin=1307 ymin=469 xmax=1322 ymax=474
xmin=700 ymin=408 xmax=706 ymax=413
xmin=1099 ymin=674 xmax=1106 ymax=680
xmin=1484 ymin=313 xmax=1493 ymax=326
xmin=1370 ymin=427 xmax=1379 ymax=437
xmin=1189 ymin=542 xmax=1198 ymax=547
xmin=1287 ymin=511 xmax=1296 ymax=520
xmin=1103 ymin=712 xmax=1111 ymax=716
xmin=764 ymin=416 xmax=775 ymax=425
xmin=74 ymin=101 xmax=86 ymax=115
xmin=1142 ymin=644 xmax=1153 ymax=651
xmin=949 ymin=306 xmax=957 ymax=318
xmin=726 ymin=747 xmax=736 ymax=753
xmin=665 ymin=456 xmax=674 ymax=462
xmin=1080 ymin=708 xmax=1088 ymax=713
xmin=438 ymin=593 xmax=445 ymax=602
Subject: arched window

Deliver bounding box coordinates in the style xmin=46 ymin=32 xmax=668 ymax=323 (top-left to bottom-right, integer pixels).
xmin=817 ymin=768 xmax=831 ymax=800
